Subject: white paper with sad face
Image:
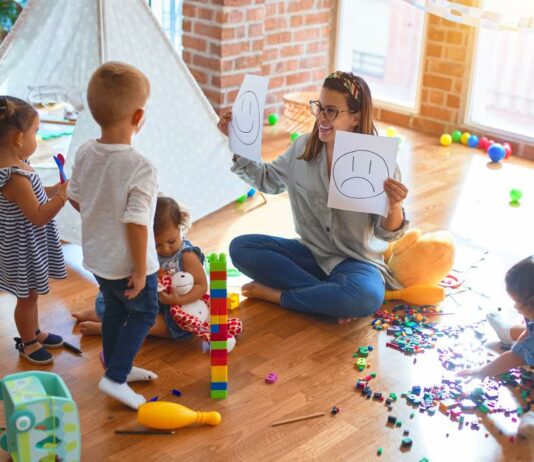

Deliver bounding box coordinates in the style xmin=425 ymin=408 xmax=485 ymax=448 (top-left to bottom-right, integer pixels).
xmin=229 ymin=74 xmax=269 ymax=162
xmin=327 ymin=131 xmax=399 ymax=217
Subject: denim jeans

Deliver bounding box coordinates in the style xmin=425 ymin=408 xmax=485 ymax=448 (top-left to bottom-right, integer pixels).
xmin=94 ymin=272 xmax=159 ymax=383
xmin=229 ymin=234 xmax=385 ymax=318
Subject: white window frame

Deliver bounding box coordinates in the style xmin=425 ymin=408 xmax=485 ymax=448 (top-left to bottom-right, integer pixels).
xmin=334 ymin=0 xmax=427 ymax=114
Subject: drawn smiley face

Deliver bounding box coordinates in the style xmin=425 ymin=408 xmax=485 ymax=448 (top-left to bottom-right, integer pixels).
xmin=332 ymin=150 xmax=389 ymax=199
xmin=231 ymin=91 xmax=261 ymax=145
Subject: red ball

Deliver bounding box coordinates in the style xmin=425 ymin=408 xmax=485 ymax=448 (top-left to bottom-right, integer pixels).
xmin=503 ymin=142 xmax=512 ymax=159
xmin=486 ymin=140 xmax=495 ymax=153
xmin=478 ymin=137 xmax=489 ymax=150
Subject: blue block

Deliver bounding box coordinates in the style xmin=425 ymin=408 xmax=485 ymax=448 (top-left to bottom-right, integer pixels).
xmin=210 ymin=382 xmax=228 ymax=391
xmin=211 ymin=324 xmax=219 ymax=333
xmin=210 ymin=289 xmax=227 ymax=298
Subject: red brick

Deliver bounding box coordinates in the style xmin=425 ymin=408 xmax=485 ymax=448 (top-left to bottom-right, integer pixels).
xmin=446 ymin=30 xmax=464 ymax=45
xmin=287 ymin=71 xmax=311 ymax=86
xmin=221 ymin=27 xmax=236 ymax=40
xmin=234 ymin=54 xmax=262 ymax=70
xmin=197 ymin=7 xmax=215 ymax=21
xmin=428 ymin=89 xmax=445 ymax=105
xmin=420 ymin=104 xmax=453 ymax=121
xmin=423 ymin=74 xmax=452 ymax=92
xmin=426 ymin=43 xmax=442 ymax=58
xmin=221 ymin=41 xmax=250 ymax=57
xmin=246 ymin=7 xmax=265 ymax=21
xmin=182 ymin=35 xmax=208 ymax=52
xmin=428 ymin=27 xmax=446 ymax=42
xmin=294 ymin=27 xmax=327 ymax=41
xmin=183 ymin=19 xmax=193 ymax=33
xmin=225 ymin=88 xmax=240 ymax=104
xmin=266 ymin=31 xmax=291 ymax=45
xmin=446 ymin=94 xmax=460 ymax=109
xmin=190 ymin=68 xmax=209 ymax=85
xmin=290 ymin=15 xmax=304 ymax=27
xmin=429 ymin=60 xmax=465 ymax=78
xmin=223 ymin=0 xmax=255 ymax=6
xmin=412 ymin=117 xmax=446 ymax=135
xmin=287 ymin=0 xmax=314 ymax=13
xmin=377 ymin=109 xmax=412 ymax=128
xmin=203 ymin=88 xmax=224 ymax=106
xmin=248 ymin=23 xmax=263 ymax=37
xmin=193 ymin=54 xmax=220 ymax=71
xmin=194 ymin=22 xmax=222 ymax=39
xmin=304 ymin=11 xmax=330 ymax=25
xmin=280 ymin=44 xmax=305 ymax=58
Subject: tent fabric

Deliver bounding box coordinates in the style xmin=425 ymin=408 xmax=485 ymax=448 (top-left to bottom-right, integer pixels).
xmin=0 ymin=0 xmax=246 ymax=244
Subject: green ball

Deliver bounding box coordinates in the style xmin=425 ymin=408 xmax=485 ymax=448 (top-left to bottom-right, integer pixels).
xmin=290 ymin=132 xmax=300 ymax=142
xmin=267 ymin=113 xmax=279 ymax=126
xmin=510 ymin=189 xmax=523 ymax=202
xmin=451 ymin=130 xmax=462 ymax=143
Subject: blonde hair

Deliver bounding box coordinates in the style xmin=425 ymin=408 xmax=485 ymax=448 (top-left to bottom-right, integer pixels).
xmin=87 ymin=61 xmax=150 ymax=128
xmin=300 ymin=72 xmax=377 ymax=161
xmin=0 ymin=96 xmax=38 ymax=145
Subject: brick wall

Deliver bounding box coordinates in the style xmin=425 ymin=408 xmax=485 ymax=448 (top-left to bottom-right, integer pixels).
xmin=182 ymin=0 xmax=334 ymax=117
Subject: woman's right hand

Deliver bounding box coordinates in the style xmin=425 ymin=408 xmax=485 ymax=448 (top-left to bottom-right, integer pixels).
xmin=217 ymin=110 xmax=232 ymax=136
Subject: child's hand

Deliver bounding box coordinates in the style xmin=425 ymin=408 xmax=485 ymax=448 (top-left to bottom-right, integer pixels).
xmin=159 ymin=290 xmax=181 ymax=306
xmin=217 ymin=110 xmax=232 ymax=136
xmin=457 ymin=367 xmax=486 ymax=379
xmin=125 ymin=271 xmax=146 ymax=299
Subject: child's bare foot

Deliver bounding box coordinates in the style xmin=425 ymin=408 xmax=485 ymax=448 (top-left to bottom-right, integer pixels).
xmin=241 ymin=281 xmax=282 ymax=304
xmin=337 ymin=317 xmax=357 ymax=324
xmin=72 ymin=309 xmax=100 ymax=323
xmin=79 ymin=321 xmax=102 ymax=336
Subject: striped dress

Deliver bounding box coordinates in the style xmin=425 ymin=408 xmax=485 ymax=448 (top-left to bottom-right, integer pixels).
xmin=0 ymin=165 xmax=66 ymax=298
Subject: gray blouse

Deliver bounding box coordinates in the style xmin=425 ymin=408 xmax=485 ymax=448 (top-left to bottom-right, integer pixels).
xmin=231 ymin=134 xmax=408 ymax=289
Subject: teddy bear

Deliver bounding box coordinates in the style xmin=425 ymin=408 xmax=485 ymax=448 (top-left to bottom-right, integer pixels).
xmin=383 ymin=228 xmax=455 ymax=304
xmin=159 ymin=271 xmax=242 ymax=352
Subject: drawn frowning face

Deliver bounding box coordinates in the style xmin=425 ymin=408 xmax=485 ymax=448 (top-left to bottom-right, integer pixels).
xmin=231 ymin=91 xmax=261 ymax=145
xmin=332 ymin=150 xmax=389 ymax=199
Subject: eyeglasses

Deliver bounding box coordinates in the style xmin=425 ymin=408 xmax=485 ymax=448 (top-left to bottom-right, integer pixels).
xmin=309 ymin=100 xmax=355 ymax=122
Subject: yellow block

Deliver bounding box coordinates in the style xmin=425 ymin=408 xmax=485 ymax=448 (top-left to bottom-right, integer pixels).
xmin=227 ymin=293 xmax=240 ymax=311
xmin=211 ymin=365 xmax=228 ymax=382
xmin=211 ymin=315 xmax=220 ymax=324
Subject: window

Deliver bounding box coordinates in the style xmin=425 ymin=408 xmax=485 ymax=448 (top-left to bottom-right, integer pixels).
xmin=468 ymin=0 xmax=534 ymax=141
xmin=147 ymin=0 xmax=183 ymax=52
xmin=336 ymin=0 xmax=426 ymax=110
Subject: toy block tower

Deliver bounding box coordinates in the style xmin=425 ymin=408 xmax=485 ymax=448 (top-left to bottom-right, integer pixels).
xmin=209 ymin=253 xmax=228 ymax=399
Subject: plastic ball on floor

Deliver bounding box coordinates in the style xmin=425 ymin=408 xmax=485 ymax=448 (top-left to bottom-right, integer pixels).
xmin=510 ymin=189 xmax=523 ymax=203
xmin=267 ymin=113 xmax=279 ymax=126
xmin=488 ymin=143 xmax=506 ymax=162
xmin=503 ymin=142 xmax=513 ymax=159
xmin=467 ymin=135 xmax=479 ymax=148
xmin=440 ymin=134 xmax=452 ymax=146
xmin=385 ymin=126 xmax=398 ymax=137
xmin=478 ymin=136 xmax=489 ymax=150
xmin=290 ymin=132 xmax=300 ymax=142
xmin=486 ymin=140 xmax=495 ymax=152
xmin=460 ymin=132 xmax=471 ymax=145
xmin=451 ymin=130 xmax=462 ymax=143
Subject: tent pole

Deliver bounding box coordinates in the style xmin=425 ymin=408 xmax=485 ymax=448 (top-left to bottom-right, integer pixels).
xmin=97 ymin=0 xmax=107 ymax=63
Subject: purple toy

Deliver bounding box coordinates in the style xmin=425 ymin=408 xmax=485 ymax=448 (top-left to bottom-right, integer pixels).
xmin=265 ymin=372 xmax=278 ymax=384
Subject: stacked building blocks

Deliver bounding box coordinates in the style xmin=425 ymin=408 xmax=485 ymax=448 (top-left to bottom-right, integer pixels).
xmin=209 ymin=253 xmax=228 ymax=399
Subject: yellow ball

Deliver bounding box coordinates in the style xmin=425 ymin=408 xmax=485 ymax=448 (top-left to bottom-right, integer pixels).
xmin=385 ymin=126 xmax=397 ymax=137
xmin=440 ymin=134 xmax=452 ymax=146
xmin=460 ymin=132 xmax=471 ymax=145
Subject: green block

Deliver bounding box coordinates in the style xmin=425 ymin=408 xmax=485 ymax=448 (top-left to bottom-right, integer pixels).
xmin=395 ymin=420 xmax=402 ymax=427
xmin=359 ymin=346 xmax=369 ymax=357
xmin=377 ymin=448 xmax=383 ymax=456
xmin=211 ymin=341 xmax=228 ymax=350
xmin=370 ymin=372 xmax=377 ymax=378
xmin=208 ymin=253 xmax=227 ymax=271
xmin=210 ymin=389 xmax=227 ymax=399
xmin=389 ymin=392 xmax=397 ymax=401
xmin=478 ymin=404 xmax=489 ymax=414
xmin=210 ymin=280 xmax=227 ymax=289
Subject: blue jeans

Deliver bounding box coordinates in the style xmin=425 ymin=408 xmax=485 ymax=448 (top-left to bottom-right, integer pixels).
xmin=94 ymin=273 xmax=159 ymax=384
xmin=229 ymin=234 xmax=384 ymax=318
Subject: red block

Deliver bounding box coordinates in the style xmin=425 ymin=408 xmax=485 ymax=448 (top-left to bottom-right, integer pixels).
xmin=211 ymin=349 xmax=228 ymax=358
xmin=210 ymin=298 xmax=227 ymax=315
xmin=210 ymin=332 xmax=227 ymax=341
xmin=210 ymin=271 xmax=227 ymax=280
xmin=211 ymin=356 xmax=228 ymax=366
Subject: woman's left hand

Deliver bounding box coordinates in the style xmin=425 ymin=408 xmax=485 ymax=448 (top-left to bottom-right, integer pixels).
xmin=384 ymin=178 xmax=408 ymax=210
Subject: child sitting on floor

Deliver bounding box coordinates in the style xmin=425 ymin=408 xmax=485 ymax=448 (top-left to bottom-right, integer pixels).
xmin=458 ymin=256 xmax=534 ymax=438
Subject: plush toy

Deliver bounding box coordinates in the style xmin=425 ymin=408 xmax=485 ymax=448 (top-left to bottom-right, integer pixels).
xmin=383 ymin=229 xmax=455 ymax=305
xmin=159 ymin=272 xmax=242 ymax=352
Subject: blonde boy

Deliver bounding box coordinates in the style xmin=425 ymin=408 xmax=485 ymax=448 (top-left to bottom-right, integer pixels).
xmin=68 ymin=62 xmax=159 ymax=409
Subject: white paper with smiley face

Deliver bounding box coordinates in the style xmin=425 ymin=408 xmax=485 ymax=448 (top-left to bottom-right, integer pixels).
xmin=229 ymin=74 xmax=269 ymax=162
xmin=327 ymin=131 xmax=399 ymax=217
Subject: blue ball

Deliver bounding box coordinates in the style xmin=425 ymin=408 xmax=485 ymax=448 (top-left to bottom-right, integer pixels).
xmin=488 ymin=144 xmax=506 ymax=162
xmin=467 ymin=135 xmax=479 ymax=148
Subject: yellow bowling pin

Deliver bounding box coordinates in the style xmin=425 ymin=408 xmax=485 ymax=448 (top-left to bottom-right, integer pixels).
xmin=385 ymin=284 xmax=444 ymax=305
xmin=137 ymin=401 xmax=222 ymax=430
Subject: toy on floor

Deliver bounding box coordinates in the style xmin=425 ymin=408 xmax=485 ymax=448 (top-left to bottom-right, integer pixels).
xmin=509 ymin=189 xmax=522 ymax=207
xmin=158 ymin=271 xmax=242 ymax=353
xmin=0 ymin=371 xmax=80 ymax=462
xmin=440 ymin=134 xmax=452 ymax=146
xmin=137 ymin=401 xmax=221 ymax=430
xmin=488 ymin=144 xmax=506 ymax=163
xmin=385 ymin=285 xmax=445 ymax=305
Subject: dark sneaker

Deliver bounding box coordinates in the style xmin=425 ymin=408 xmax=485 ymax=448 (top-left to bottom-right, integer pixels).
xmin=36 ymin=330 xmax=64 ymax=348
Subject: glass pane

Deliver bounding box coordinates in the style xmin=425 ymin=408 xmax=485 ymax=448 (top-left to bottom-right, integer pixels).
xmin=147 ymin=0 xmax=183 ymax=53
xmin=469 ymin=0 xmax=534 ymax=140
xmin=336 ymin=0 xmax=425 ymax=109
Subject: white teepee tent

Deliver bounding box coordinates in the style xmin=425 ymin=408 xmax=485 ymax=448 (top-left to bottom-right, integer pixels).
xmin=0 ymin=0 xmax=246 ymax=244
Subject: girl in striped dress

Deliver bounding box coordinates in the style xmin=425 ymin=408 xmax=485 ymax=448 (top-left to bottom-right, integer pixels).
xmin=0 ymin=96 xmax=69 ymax=365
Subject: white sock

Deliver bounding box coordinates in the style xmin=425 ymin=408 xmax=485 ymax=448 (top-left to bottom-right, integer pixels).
xmin=126 ymin=366 xmax=158 ymax=383
xmin=518 ymin=411 xmax=534 ymax=439
xmin=98 ymin=377 xmax=146 ymax=410
xmin=486 ymin=312 xmax=513 ymax=344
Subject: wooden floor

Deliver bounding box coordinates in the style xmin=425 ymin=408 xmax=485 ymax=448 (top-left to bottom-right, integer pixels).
xmin=1 ymin=125 xmax=534 ymax=461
